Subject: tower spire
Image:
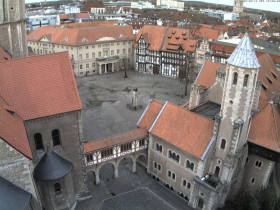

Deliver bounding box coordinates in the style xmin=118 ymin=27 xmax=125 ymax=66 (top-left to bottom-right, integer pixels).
xmin=227 ymin=33 xmax=260 ymax=69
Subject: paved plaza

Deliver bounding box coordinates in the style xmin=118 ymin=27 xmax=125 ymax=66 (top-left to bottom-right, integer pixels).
xmin=76 ymin=71 xmax=189 ymax=141
xmin=76 ymin=71 xmax=192 ymax=210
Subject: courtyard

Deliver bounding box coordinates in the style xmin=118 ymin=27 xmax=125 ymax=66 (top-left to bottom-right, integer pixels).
xmin=76 ymin=71 xmax=189 ymax=141
xmin=75 ymin=71 xmax=192 ymax=210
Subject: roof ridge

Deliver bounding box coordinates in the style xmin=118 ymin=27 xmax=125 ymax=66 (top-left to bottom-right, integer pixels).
xmin=167 ymin=101 xmax=215 ymax=122
xmin=87 ymin=128 xmax=145 ymax=143
xmin=0 ymin=51 xmax=68 ymax=64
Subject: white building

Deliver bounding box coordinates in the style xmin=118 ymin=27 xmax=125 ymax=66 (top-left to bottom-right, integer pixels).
xmin=200 ymin=9 xmax=239 ymax=22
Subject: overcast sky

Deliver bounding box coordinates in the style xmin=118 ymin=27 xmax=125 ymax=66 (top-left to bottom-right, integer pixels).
xmin=25 ymin=0 xmax=280 ymax=13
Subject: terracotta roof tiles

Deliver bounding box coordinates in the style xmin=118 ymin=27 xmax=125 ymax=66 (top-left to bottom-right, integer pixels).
xmin=249 ymin=103 xmax=280 ymax=152
xmin=0 ymin=52 xmax=82 ymax=120
xmin=150 ymin=102 xmax=214 ymax=159
xmin=0 ymin=99 xmax=32 ymax=159
xmin=84 ymin=128 xmax=148 ymax=153
xmin=137 ymin=100 xmax=163 ymax=130
xmin=0 ymin=46 xmax=11 ymax=61
xmin=27 ymin=25 xmax=133 ymax=45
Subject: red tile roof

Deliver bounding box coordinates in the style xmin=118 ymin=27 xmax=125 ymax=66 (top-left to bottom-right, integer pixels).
xmin=162 ymin=27 xmax=196 ymax=53
xmin=195 ymin=53 xmax=280 ymax=110
xmin=135 ymin=25 xmax=167 ymax=51
xmin=81 ymin=1 xmax=105 ymax=12
xmin=0 ymin=46 xmax=11 ymax=61
xmin=75 ymin=13 xmax=90 ymax=19
xmin=196 ymin=61 xmax=223 ymax=88
xmin=249 ymin=103 xmax=280 ymax=153
xmin=84 ymin=128 xmax=148 ymax=153
xmin=137 ymin=100 xmax=163 ymax=130
xmin=150 ymin=102 xmax=214 ymax=159
xmin=27 ymin=25 xmax=133 ymax=45
xmin=0 ymin=99 xmax=32 ymax=159
xmin=210 ymin=42 xmax=235 ymax=58
xmin=59 ymin=14 xmax=70 ymax=20
xmin=257 ymin=53 xmax=280 ymax=110
xmin=0 ymin=52 xmax=82 ymax=120
xmin=191 ymin=26 xmax=220 ymax=41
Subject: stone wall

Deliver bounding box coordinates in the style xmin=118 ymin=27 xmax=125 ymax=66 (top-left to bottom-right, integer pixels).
xmin=0 ymin=138 xmax=40 ymax=209
xmin=24 ymin=110 xmax=86 ymax=197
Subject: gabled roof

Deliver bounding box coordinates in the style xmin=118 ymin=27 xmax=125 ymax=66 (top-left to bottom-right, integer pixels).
xmin=75 ymin=13 xmax=90 ymax=19
xmin=0 ymin=175 xmax=31 ymax=210
xmin=59 ymin=14 xmax=69 ymax=20
xmin=195 ymin=53 xmax=280 ymax=110
xmin=249 ymin=103 xmax=280 ymax=153
xmin=134 ymin=25 xmax=167 ymax=51
xmin=81 ymin=0 xmax=105 ymax=12
xmin=137 ymin=100 xmax=163 ymax=130
xmin=27 ymin=25 xmax=133 ymax=45
xmin=191 ymin=26 xmax=220 ymax=41
xmin=0 ymin=52 xmax=82 ymax=120
xmin=227 ymin=33 xmax=261 ymax=69
xmin=0 ymin=46 xmax=11 ymax=61
xmin=150 ymin=102 xmax=214 ymax=159
xmin=161 ymin=27 xmax=196 ymax=53
xmin=33 ymin=148 xmax=73 ymax=181
xmin=195 ymin=61 xmax=223 ymax=89
xmin=84 ymin=128 xmax=148 ymax=153
xmin=0 ymin=99 xmax=32 ymax=159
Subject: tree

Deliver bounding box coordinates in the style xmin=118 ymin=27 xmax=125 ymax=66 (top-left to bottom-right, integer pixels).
xmin=122 ymin=58 xmax=129 ymax=78
xmin=257 ymin=186 xmax=278 ymax=210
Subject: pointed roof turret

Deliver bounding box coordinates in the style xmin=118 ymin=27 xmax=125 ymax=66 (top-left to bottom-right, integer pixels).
xmin=227 ymin=33 xmax=260 ymax=69
xmin=33 ymin=147 xmax=73 ymax=181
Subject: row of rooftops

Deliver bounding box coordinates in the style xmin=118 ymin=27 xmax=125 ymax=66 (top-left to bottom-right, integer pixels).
xmin=27 ymin=22 xmax=134 ymax=45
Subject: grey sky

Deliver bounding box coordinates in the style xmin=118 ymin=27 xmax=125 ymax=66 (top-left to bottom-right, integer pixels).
xmin=25 ymin=0 xmax=280 ymax=13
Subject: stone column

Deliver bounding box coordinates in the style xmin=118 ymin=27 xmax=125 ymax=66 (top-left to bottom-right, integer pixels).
xmin=99 ymin=64 xmax=102 ymax=75
xmin=96 ymin=173 xmax=100 ymax=185
xmin=112 ymin=63 xmax=114 ymax=72
xmin=105 ymin=64 xmax=107 ymax=74
xmin=132 ymin=160 xmax=137 ymax=173
xmin=114 ymin=167 xmax=119 ymax=178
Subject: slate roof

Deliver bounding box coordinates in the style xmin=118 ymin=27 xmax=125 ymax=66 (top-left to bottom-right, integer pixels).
xmin=0 ymin=52 xmax=82 ymax=120
xmin=0 ymin=99 xmax=32 ymax=159
xmin=84 ymin=128 xmax=148 ymax=153
xmin=191 ymin=101 xmax=221 ymax=120
xmin=249 ymin=103 xmax=280 ymax=153
xmin=137 ymin=100 xmax=163 ymax=130
xmin=0 ymin=176 xmax=31 ymax=210
xmin=33 ymin=148 xmax=73 ymax=181
xmin=227 ymin=33 xmax=261 ymax=69
xmin=150 ymin=102 xmax=214 ymax=159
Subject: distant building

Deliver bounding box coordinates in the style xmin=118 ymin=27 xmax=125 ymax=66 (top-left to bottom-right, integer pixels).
xmin=233 ymin=0 xmax=243 ymax=14
xmin=26 ymin=15 xmax=59 ymax=31
xmin=134 ymin=25 xmax=197 ymax=77
xmin=200 ymin=9 xmax=239 ymax=22
xmin=156 ymin=0 xmax=184 ymax=11
xmin=27 ymin=22 xmax=134 ymax=77
xmin=131 ymin=1 xmax=155 ymax=9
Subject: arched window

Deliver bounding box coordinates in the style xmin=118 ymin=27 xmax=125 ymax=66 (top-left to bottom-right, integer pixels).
xmin=34 ymin=133 xmax=44 ymax=150
xmin=214 ymin=166 xmax=220 ymax=177
xmin=233 ymin=72 xmax=238 ymax=85
xmin=52 ymin=129 xmax=60 ymax=146
xmin=54 ymin=183 xmax=61 ymax=195
xmin=183 ymin=179 xmax=187 ymax=186
xmin=220 ymin=139 xmax=226 ymax=149
xmin=243 ymin=74 xmax=249 ymax=87
xmin=187 ymin=182 xmax=191 ymax=189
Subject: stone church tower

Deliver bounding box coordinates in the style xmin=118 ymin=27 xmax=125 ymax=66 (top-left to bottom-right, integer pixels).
xmin=233 ymin=0 xmax=244 ymax=13
xmin=0 ymin=0 xmax=28 ymax=58
xmin=212 ymin=33 xmax=260 ymax=205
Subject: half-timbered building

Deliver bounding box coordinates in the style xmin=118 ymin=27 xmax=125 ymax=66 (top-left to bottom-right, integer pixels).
xmin=134 ymin=25 xmax=197 ymax=77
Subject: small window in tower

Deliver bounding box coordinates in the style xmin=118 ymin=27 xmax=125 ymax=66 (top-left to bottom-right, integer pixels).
xmin=34 ymin=133 xmax=44 ymax=150
xmin=220 ymin=139 xmax=226 ymax=149
xmin=187 ymin=182 xmax=191 ymax=189
xmin=183 ymin=179 xmax=187 ymax=186
xmin=251 ymin=178 xmax=255 ymax=184
xmin=54 ymin=183 xmax=62 ymax=195
xmin=52 ymin=129 xmax=61 ymax=146
xmin=243 ymin=74 xmax=249 ymax=87
xmin=233 ymin=72 xmax=238 ymax=85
